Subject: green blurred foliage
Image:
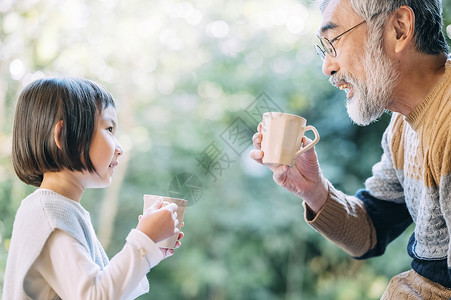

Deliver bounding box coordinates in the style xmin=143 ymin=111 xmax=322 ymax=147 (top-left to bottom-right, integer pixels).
xmin=0 ymin=0 xmax=450 ymax=299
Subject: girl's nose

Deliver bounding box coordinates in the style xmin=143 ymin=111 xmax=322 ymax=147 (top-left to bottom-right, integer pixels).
xmin=115 ymin=139 xmax=123 ymax=156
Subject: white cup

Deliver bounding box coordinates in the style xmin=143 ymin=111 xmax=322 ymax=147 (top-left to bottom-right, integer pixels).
xmin=261 ymin=112 xmax=320 ymax=167
xmin=143 ymin=195 xmax=187 ymax=249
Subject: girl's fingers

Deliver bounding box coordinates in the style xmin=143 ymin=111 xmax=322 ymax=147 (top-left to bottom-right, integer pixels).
xmin=162 ymin=203 xmax=178 ymax=213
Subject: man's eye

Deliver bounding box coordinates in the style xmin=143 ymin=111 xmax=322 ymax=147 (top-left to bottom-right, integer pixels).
xmin=331 ymin=36 xmax=342 ymax=44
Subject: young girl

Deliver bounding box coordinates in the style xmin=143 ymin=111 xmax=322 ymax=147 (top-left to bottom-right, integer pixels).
xmin=3 ymin=77 xmax=183 ymax=299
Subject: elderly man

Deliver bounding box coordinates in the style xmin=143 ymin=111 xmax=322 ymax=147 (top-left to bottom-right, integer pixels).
xmin=251 ymin=0 xmax=451 ymax=298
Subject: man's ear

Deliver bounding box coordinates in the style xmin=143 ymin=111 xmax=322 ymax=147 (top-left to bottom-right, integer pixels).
xmin=53 ymin=120 xmax=64 ymax=150
xmin=389 ymin=5 xmax=415 ymax=54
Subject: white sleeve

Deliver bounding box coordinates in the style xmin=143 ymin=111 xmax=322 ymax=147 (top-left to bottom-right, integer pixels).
xmin=32 ymin=229 xmax=164 ymax=300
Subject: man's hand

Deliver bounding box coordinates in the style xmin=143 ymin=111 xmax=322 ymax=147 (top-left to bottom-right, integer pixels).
xmin=249 ymin=123 xmax=329 ymax=213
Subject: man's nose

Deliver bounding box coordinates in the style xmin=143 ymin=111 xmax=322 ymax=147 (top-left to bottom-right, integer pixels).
xmin=322 ymin=54 xmax=339 ymax=76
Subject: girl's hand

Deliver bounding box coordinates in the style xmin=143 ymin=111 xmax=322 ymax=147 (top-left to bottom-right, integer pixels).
xmin=136 ymin=198 xmax=179 ymax=243
xmin=160 ymin=226 xmax=184 ymax=259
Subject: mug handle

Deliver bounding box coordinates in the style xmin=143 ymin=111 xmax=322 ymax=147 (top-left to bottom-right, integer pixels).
xmin=294 ymin=126 xmax=320 ymax=158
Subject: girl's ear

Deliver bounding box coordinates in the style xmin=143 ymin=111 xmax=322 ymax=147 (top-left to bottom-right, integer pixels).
xmin=53 ymin=120 xmax=64 ymax=150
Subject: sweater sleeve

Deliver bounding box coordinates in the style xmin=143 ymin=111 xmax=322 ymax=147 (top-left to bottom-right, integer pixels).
xmin=304 ymin=184 xmax=412 ymax=259
xmin=304 ymin=183 xmax=377 ymax=257
xmin=26 ymin=229 xmax=163 ymax=300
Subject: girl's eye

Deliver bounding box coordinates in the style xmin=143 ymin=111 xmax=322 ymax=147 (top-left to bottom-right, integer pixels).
xmin=107 ymin=127 xmax=114 ymax=133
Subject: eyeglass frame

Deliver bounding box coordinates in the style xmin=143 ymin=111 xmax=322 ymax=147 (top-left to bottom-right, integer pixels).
xmin=314 ymin=20 xmax=366 ymax=61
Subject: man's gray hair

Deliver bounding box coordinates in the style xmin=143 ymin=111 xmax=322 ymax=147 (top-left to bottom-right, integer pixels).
xmin=318 ymin=0 xmax=449 ymax=55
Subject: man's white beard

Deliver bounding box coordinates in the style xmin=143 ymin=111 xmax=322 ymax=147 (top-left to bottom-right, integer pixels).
xmin=331 ymin=36 xmax=399 ymax=126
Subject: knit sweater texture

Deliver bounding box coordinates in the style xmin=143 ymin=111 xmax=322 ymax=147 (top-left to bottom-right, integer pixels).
xmin=306 ymin=58 xmax=451 ymax=289
xmin=3 ymin=189 xmax=109 ymax=299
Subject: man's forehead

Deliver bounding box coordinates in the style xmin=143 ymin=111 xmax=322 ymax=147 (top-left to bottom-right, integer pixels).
xmin=318 ymin=0 xmax=359 ymax=35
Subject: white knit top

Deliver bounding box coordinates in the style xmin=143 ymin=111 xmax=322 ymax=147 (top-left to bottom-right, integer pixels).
xmin=3 ymin=189 xmax=164 ymax=299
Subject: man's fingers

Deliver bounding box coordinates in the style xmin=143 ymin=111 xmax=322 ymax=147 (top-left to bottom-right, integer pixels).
xmin=273 ymin=164 xmax=290 ymax=184
xmin=252 ymin=132 xmax=262 ymax=149
xmin=249 ymin=149 xmax=264 ymax=164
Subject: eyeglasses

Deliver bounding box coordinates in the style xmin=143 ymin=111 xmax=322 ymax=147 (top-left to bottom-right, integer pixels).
xmin=314 ymin=20 xmax=366 ymax=61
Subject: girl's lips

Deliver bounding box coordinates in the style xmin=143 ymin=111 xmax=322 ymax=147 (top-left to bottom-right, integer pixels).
xmin=109 ymin=162 xmax=118 ymax=168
